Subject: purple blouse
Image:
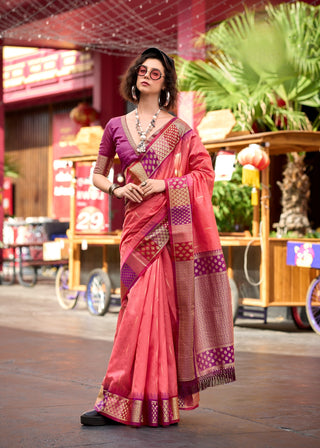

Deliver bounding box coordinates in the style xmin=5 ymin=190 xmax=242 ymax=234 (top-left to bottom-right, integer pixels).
xmin=98 ymin=116 xmax=141 ymax=173
xmin=98 ymin=115 xmax=177 ymax=173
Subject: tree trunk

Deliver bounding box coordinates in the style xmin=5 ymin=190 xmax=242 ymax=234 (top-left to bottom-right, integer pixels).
xmin=275 ymin=153 xmax=311 ymax=236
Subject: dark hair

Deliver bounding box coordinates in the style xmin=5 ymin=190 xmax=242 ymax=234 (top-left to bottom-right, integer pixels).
xmin=120 ymin=48 xmax=177 ymax=110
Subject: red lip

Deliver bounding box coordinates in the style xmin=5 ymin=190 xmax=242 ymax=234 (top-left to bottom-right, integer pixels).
xmin=141 ymin=81 xmax=149 ymax=86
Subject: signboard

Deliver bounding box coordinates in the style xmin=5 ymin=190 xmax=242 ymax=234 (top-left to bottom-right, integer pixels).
xmin=75 ymin=163 xmax=109 ymax=233
xmin=52 ymin=113 xmax=123 ymax=233
xmin=4 ymin=49 xmax=94 ymax=104
xmin=214 ymin=150 xmax=236 ymax=181
xmin=286 ymin=241 xmax=320 ymax=269
xmin=52 ymin=113 xmax=81 ymax=220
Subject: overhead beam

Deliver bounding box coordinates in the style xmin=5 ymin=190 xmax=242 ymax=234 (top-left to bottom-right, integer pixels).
xmin=204 ymin=131 xmax=320 ymax=155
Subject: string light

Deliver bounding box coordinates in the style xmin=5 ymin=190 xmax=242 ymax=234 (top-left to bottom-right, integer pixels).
xmin=0 ymin=0 xmax=319 ymax=56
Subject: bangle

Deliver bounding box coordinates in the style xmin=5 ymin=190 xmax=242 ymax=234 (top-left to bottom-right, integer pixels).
xmin=109 ymin=183 xmax=121 ymax=197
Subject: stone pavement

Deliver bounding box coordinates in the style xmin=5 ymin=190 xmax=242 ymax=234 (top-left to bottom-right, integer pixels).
xmin=0 ymin=280 xmax=319 ymax=448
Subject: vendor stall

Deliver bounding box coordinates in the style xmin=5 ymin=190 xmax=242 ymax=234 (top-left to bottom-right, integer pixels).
xmin=205 ymin=131 xmax=320 ymax=334
xmin=55 ymin=154 xmax=122 ymax=316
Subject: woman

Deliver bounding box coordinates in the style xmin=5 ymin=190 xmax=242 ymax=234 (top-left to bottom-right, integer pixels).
xmin=81 ymin=47 xmax=235 ymax=428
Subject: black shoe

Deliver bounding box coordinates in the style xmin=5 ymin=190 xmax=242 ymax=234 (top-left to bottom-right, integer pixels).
xmin=81 ymin=409 xmax=117 ymax=426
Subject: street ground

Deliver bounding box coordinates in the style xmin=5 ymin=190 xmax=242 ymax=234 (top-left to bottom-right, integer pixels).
xmin=0 ymin=278 xmax=319 ymax=448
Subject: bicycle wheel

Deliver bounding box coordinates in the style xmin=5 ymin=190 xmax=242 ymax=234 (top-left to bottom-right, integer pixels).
xmin=86 ymin=269 xmax=111 ymax=316
xmin=228 ymin=277 xmax=239 ymax=323
xmin=17 ymin=265 xmax=37 ymax=288
xmin=291 ymin=306 xmax=311 ymax=330
xmin=305 ymin=276 xmax=320 ymax=335
xmin=55 ymin=265 xmax=79 ymax=310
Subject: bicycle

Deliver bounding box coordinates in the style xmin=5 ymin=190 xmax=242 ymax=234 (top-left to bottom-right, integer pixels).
xmin=305 ymin=274 xmax=320 ymax=335
xmin=55 ymin=266 xmax=120 ymax=316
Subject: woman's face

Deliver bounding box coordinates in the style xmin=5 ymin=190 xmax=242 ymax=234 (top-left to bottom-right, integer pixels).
xmin=136 ymin=58 xmax=166 ymax=97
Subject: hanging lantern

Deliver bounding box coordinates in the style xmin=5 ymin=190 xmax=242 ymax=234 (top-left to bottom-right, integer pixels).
xmin=238 ymin=144 xmax=270 ymax=171
xmin=237 ymin=144 xmax=270 ymax=205
xmin=70 ymin=102 xmax=99 ymax=127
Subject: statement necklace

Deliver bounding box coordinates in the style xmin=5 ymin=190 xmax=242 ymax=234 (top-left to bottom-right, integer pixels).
xmin=135 ymin=108 xmax=161 ymax=153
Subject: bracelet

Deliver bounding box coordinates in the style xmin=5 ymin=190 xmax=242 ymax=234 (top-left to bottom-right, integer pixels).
xmin=108 ymin=183 xmax=121 ymax=197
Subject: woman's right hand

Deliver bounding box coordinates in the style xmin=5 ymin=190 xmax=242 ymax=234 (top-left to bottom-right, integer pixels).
xmin=114 ymin=183 xmax=144 ymax=203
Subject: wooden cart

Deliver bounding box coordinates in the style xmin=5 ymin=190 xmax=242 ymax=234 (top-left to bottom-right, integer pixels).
xmin=55 ymin=154 xmax=121 ymax=315
xmin=204 ymin=131 xmax=320 ymax=334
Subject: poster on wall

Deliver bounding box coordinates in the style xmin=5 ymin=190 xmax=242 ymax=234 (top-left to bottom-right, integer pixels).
xmin=52 ymin=113 xmax=81 ymax=220
xmin=75 ymin=163 xmax=109 ymax=233
xmin=52 ymin=112 xmax=121 ymax=233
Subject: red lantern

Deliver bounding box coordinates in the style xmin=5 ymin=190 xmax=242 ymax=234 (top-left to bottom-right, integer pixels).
xmin=237 ymin=144 xmax=270 ymax=170
xmin=70 ymin=102 xmax=99 ymax=127
xmin=237 ymin=144 xmax=270 ymax=202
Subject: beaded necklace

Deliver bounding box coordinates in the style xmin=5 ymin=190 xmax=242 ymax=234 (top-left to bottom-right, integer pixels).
xmin=135 ymin=108 xmax=161 ymax=153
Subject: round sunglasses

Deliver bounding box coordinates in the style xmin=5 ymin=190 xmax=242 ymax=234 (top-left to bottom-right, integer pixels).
xmin=135 ymin=64 xmax=164 ymax=81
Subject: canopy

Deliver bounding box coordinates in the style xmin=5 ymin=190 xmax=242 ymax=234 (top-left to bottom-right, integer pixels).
xmin=1 ymin=0 xmax=318 ymax=56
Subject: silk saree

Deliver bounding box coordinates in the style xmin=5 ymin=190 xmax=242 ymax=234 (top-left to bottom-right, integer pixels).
xmin=93 ymin=116 xmax=235 ymax=427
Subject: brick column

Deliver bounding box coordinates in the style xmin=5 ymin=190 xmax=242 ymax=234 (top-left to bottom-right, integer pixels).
xmin=93 ymin=52 xmax=130 ymax=127
xmin=0 ymin=44 xmax=4 ymax=269
xmin=177 ymin=0 xmax=206 ymax=128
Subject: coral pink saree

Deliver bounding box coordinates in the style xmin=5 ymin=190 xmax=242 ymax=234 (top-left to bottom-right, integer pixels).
xmin=94 ymin=117 xmax=235 ymax=426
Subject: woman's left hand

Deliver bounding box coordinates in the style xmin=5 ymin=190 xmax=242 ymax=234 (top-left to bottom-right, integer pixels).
xmin=140 ymin=179 xmax=165 ymax=197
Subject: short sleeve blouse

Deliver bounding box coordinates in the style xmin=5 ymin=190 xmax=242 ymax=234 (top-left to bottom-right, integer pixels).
xmin=98 ymin=116 xmax=140 ymax=173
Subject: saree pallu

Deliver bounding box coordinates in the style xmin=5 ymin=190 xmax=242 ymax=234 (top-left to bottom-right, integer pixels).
xmin=94 ymin=118 xmax=235 ymax=426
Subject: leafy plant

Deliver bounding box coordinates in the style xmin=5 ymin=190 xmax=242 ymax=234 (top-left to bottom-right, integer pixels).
xmin=177 ymin=2 xmax=320 ymax=132
xmin=212 ymin=164 xmax=253 ymax=232
xmin=178 ymin=1 xmax=320 ymax=235
xmin=4 ymin=154 xmax=19 ymax=179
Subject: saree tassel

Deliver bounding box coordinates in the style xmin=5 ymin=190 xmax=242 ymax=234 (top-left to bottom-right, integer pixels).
xmin=198 ymin=367 xmax=236 ymax=391
xmin=179 ymin=367 xmax=236 ymax=397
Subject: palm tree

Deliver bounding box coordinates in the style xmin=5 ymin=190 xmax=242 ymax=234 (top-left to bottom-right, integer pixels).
xmin=178 ymin=1 xmax=320 ymax=235
xmin=276 ymin=153 xmax=311 ymax=236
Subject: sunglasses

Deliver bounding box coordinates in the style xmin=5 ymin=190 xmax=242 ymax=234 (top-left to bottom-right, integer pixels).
xmin=135 ymin=64 xmax=163 ymax=81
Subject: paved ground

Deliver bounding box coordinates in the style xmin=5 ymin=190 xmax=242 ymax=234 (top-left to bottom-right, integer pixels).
xmin=0 ymin=278 xmax=320 ymax=448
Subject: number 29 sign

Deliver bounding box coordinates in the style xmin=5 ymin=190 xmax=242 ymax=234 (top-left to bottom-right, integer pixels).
xmin=75 ymin=163 xmax=109 ymax=234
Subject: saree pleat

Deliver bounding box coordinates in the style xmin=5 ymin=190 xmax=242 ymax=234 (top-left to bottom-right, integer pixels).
xmin=95 ymin=247 xmax=180 ymax=426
